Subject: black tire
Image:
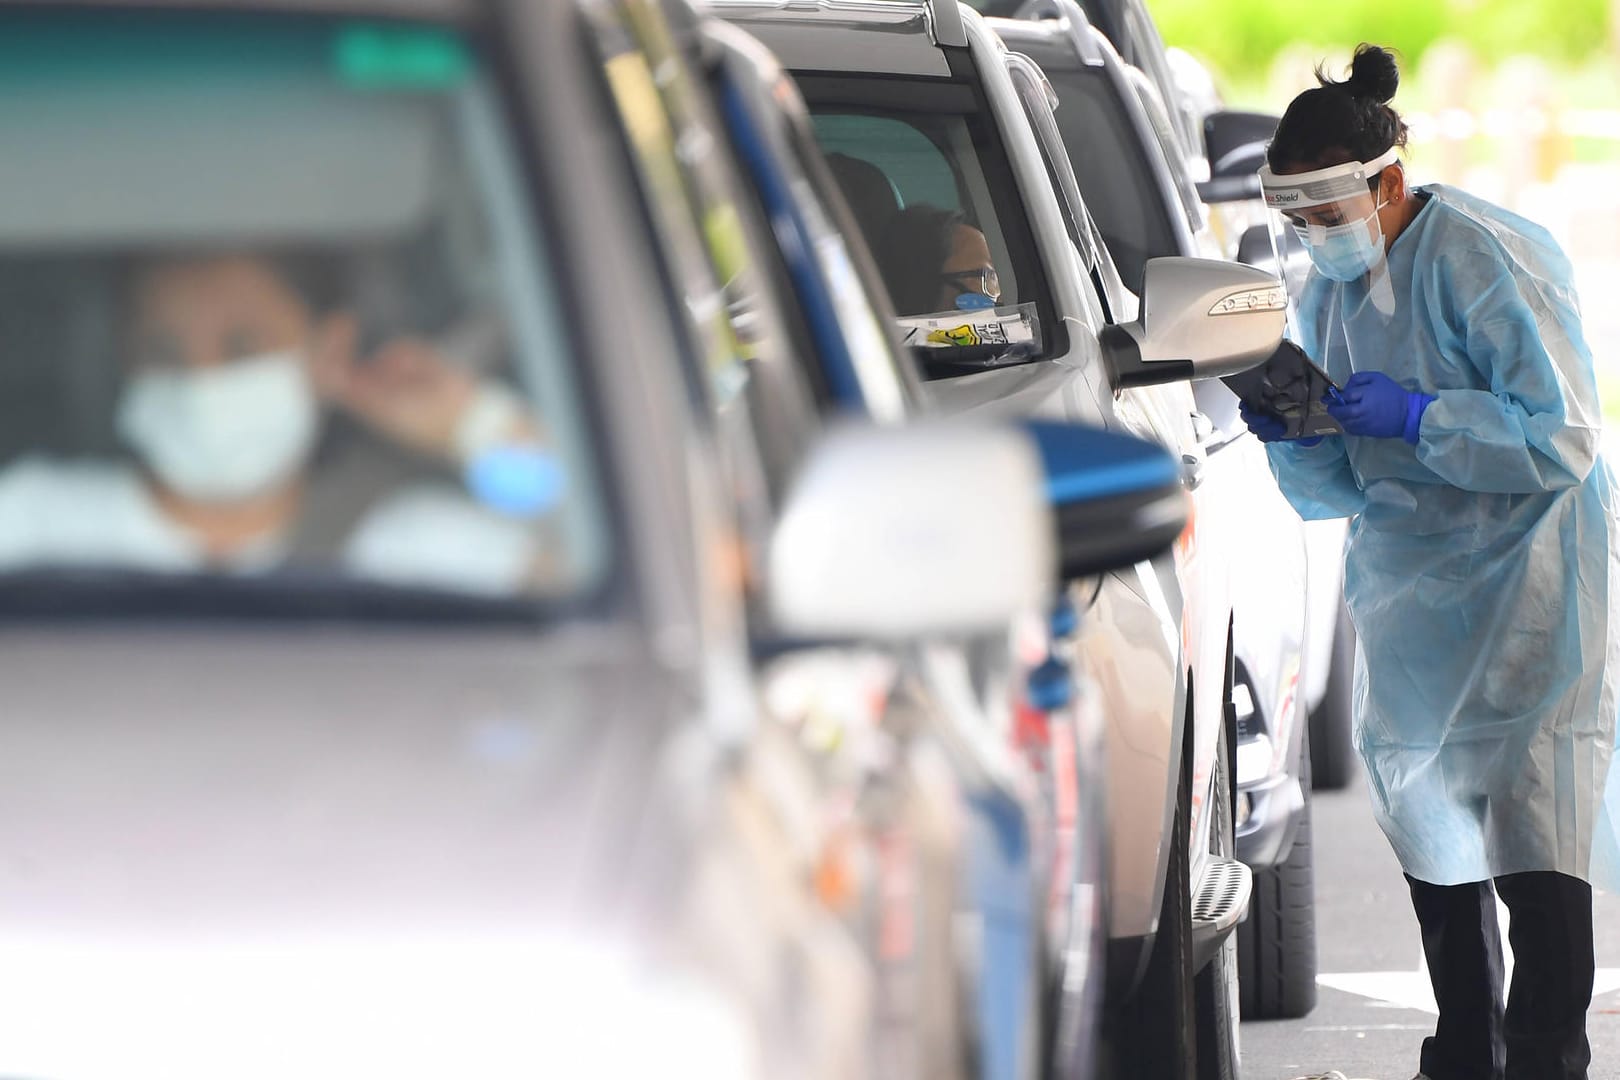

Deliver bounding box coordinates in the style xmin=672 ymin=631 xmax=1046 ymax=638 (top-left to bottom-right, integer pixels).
xmin=1099 ymin=750 xmax=1195 ymax=1079
xmin=1309 ymin=601 xmax=1357 ymax=791
xmin=1195 ymin=679 xmax=1241 ymax=1080
xmin=1238 ymin=725 xmax=1319 ymax=1019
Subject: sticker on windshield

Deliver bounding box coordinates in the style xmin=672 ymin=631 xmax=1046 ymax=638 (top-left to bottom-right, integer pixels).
xmin=897 ymin=302 xmax=1040 ymax=366
xmin=334 ymin=25 xmax=471 ymax=89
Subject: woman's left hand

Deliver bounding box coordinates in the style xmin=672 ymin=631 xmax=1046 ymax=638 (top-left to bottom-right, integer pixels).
xmin=1325 ymin=370 xmax=1436 ymax=444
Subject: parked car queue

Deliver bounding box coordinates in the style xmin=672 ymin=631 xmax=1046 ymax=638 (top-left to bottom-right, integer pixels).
xmin=0 ymin=2 xmax=1340 ymax=1080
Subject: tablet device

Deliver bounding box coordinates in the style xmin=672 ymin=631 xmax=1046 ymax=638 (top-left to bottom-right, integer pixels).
xmin=1222 ymin=340 xmax=1343 ymax=440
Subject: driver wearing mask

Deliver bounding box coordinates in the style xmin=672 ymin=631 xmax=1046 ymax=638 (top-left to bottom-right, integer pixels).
xmin=875 ymin=205 xmax=1002 ymax=316
xmin=0 ymin=252 xmax=552 ymax=593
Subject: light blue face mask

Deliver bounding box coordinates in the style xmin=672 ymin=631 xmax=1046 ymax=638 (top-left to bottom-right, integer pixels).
xmin=1295 ymin=202 xmax=1387 ymax=282
xmin=954 ymin=291 xmax=997 ymax=311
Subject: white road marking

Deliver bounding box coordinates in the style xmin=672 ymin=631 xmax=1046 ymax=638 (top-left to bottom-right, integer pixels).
xmin=1317 ymin=896 xmax=1620 ymax=1013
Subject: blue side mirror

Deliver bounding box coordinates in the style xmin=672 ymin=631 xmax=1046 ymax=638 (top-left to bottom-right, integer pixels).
xmin=1021 ymin=420 xmax=1188 ymax=581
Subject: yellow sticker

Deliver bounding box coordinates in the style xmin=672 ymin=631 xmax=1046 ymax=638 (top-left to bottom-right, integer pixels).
xmin=927 ymin=323 xmax=981 ymax=347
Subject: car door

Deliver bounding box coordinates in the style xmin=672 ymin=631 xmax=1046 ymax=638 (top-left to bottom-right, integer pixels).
xmin=701 ymin=24 xmax=1082 ymax=1080
xmin=1005 ymin=41 xmax=1237 ymax=918
xmin=588 ymin=7 xmax=1052 ymax=1080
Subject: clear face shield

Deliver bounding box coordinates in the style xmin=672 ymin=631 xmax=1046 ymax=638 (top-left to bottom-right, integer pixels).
xmin=1259 ymin=147 xmax=1400 ymax=315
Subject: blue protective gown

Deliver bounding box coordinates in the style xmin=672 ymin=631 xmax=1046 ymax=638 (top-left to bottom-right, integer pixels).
xmin=1267 ymin=185 xmax=1620 ymax=889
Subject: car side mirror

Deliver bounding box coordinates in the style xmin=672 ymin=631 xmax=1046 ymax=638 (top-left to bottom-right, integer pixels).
xmin=1237 ymin=223 xmax=1273 ymax=267
xmin=1203 ymin=109 xmax=1279 ymax=171
xmin=1021 ymin=420 xmax=1188 ymax=582
xmin=1196 ymin=109 xmax=1279 ymax=204
xmin=768 ymin=418 xmax=1188 ymax=638
xmin=1236 ymin=222 xmax=1311 ymax=295
xmin=768 ymin=421 xmax=1053 ymax=640
xmin=1100 ymin=256 xmax=1287 ymax=388
xmin=1196 ymin=162 xmax=1262 ymax=203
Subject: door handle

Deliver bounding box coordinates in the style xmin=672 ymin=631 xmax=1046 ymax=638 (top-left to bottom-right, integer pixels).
xmin=1182 ymin=452 xmax=1205 ymax=491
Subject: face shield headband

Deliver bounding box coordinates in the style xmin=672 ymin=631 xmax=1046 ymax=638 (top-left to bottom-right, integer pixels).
xmin=1257 ymin=146 xmax=1401 ymax=214
xmin=1259 ymin=146 xmax=1403 ymax=313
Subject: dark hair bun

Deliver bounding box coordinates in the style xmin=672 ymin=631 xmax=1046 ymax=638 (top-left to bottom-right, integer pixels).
xmin=1344 ymin=44 xmax=1400 ymax=104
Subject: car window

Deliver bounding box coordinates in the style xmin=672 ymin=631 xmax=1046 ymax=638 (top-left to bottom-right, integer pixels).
xmin=0 ymin=11 xmax=610 ymax=614
xmin=709 ymin=61 xmax=915 ymax=422
xmin=794 ymin=78 xmax=1058 ymax=378
xmin=1047 ymin=66 xmax=1180 ymax=295
xmin=813 ymin=115 xmax=962 ymax=211
xmin=810 ymin=112 xmax=1026 ymax=313
xmin=1006 ymin=53 xmax=1117 ymax=326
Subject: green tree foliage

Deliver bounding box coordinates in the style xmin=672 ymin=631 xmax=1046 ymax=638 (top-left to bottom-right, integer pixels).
xmin=1151 ymin=0 xmax=1610 ymax=77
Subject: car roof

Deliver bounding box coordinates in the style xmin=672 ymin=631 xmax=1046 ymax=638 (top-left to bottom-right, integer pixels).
xmin=709 ymin=0 xmax=954 ymax=77
xmin=0 ymin=0 xmax=470 ymax=20
xmin=986 ymin=10 xmax=1106 ymax=70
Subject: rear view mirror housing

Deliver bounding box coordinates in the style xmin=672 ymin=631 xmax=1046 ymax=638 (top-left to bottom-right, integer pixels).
xmin=1197 ymin=109 xmax=1279 ymax=204
xmin=767 ymin=416 xmax=1190 ymax=639
xmin=1020 ymin=420 xmax=1188 ymax=582
xmin=768 ymin=421 xmax=1053 ymax=640
xmin=1196 ymin=166 xmax=1261 ymax=204
xmin=1101 ymin=256 xmax=1287 ymax=388
xmin=1236 ymin=222 xmax=1311 ymax=296
xmin=1204 ymin=110 xmax=1279 ymax=171
xmin=1236 ymin=222 xmax=1273 ymax=267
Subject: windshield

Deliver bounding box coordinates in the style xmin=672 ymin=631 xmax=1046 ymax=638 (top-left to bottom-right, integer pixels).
xmin=794 ymin=77 xmax=1059 ymax=376
xmin=0 ymin=12 xmax=610 ymax=617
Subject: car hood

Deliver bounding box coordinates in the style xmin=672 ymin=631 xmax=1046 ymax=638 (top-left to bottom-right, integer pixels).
xmin=0 ymin=624 xmax=701 ymax=1079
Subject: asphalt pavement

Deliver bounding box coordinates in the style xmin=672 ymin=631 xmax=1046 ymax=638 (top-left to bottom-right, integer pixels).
xmin=1239 ymin=762 xmax=1620 ymax=1080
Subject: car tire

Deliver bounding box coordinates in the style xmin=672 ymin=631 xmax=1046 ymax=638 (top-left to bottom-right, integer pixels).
xmin=1238 ymin=725 xmax=1318 ymax=1020
xmin=1308 ymin=601 xmax=1356 ymax=791
xmin=1194 ymin=684 xmax=1241 ymax=1080
xmin=1099 ymin=739 xmax=1196 ymax=1080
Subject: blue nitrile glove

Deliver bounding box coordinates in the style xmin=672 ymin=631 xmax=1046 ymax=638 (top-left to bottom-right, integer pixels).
xmin=1325 ymin=370 xmax=1436 ymax=444
xmin=1239 ymin=401 xmax=1286 ymax=443
xmin=1239 ymin=402 xmax=1322 ymax=447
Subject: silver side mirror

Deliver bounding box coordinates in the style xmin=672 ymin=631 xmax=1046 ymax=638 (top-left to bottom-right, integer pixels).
xmin=1100 ymin=256 xmax=1286 ymax=388
xmin=768 ymin=421 xmax=1053 ymax=640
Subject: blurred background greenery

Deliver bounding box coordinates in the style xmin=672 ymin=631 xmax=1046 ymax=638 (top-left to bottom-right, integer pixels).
xmin=1147 ymin=0 xmax=1620 ymax=426
xmin=1150 ymin=0 xmax=1619 ymax=114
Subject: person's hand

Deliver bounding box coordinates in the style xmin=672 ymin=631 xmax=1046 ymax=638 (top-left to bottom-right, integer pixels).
xmin=1239 ymin=402 xmax=1288 ymax=443
xmin=1241 ymin=402 xmax=1326 ymax=447
xmin=1325 ymin=370 xmax=1435 ymax=444
xmin=313 ymin=337 xmax=476 ymax=459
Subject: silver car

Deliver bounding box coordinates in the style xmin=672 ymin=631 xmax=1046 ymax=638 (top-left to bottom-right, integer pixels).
xmin=0 ymin=2 xmax=1194 ymax=1078
xmin=986 ymin=3 xmax=1327 ymax=1022
xmin=707 ymin=1 xmax=1286 ymax=1077
xmin=0 ymin=1 xmax=1071 ymax=1077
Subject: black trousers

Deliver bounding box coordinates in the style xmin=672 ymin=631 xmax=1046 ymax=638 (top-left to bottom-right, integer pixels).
xmin=1406 ymin=871 xmax=1595 ymax=1080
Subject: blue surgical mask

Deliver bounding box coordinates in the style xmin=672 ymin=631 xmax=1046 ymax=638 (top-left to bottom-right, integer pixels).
xmin=954 ymin=291 xmax=997 ymax=311
xmin=1296 ymin=203 xmax=1386 ymax=282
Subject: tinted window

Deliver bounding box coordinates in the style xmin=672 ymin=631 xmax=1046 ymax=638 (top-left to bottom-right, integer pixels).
xmin=797 ymin=79 xmax=1058 ymax=375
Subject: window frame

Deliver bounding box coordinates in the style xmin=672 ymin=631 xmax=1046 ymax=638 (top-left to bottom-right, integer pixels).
xmin=0 ymin=8 xmax=627 ymax=621
xmin=793 ymin=70 xmax=1068 ymax=367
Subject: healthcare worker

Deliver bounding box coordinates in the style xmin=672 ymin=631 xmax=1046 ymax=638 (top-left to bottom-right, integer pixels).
xmin=1245 ymin=45 xmax=1620 ymax=1080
